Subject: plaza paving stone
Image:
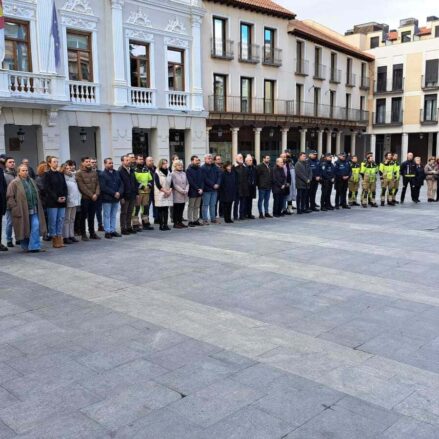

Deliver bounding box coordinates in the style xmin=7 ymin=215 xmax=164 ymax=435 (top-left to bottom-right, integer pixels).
xmin=1 ymin=198 xmax=439 ymax=437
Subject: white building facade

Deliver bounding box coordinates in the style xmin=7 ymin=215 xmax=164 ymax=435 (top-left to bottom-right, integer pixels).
xmin=0 ymin=0 xmax=207 ymax=167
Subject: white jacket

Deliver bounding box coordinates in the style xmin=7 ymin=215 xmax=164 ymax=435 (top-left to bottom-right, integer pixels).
xmin=64 ymin=173 xmax=81 ymax=207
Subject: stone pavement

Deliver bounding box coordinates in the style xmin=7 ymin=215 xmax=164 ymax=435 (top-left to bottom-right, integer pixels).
xmin=1 ymin=199 xmax=439 ymax=438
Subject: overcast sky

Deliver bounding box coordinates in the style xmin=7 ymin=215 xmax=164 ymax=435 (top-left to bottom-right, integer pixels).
xmin=277 ymin=0 xmax=437 ymax=34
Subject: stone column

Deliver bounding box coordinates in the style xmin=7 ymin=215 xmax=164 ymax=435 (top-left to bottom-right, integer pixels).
xmin=281 ymin=128 xmax=289 ymax=153
xmin=231 ymin=127 xmax=239 ymax=159
xmin=370 ymin=134 xmax=377 ymax=158
xmin=317 ymin=130 xmax=324 ymax=157
xmin=401 ymin=132 xmax=409 ymax=159
xmin=191 ymin=16 xmax=204 ymax=111
xmin=254 ymin=128 xmax=262 ymax=163
xmin=351 ymin=132 xmax=357 ymax=156
xmin=111 ymin=0 xmax=128 ymax=106
xmin=326 ymin=130 xmax=332 ymax=154
xmin=336 ymin=131 xmax=342 ymax=154
xmin=300 ymin=128 xmax=307 ymax=150
xmin=427 ymin=132 xmax=433 ymax=158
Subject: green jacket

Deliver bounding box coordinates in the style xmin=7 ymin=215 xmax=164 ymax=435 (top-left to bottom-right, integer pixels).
xmin=361 ymin=162 xmax=378 ymax=182
xmin=134 ymin=168 xmax=153 ymax=194
xmin=379 ymin=160 xmax=395 ymax=180
xmin=350 ymin=163 xmax=361 ymax=183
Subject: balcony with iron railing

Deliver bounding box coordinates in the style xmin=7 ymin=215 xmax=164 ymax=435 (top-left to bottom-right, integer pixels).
xmin=208 ymin=95 xmax=369 ymax=123
xmin=374 ymin=77 xmax=405 ymax=94
xmin=262 ymin=47 xmax=282 ymax=67
xmin=211 ymin=38 xmax=234 ymax=60
xmin=420 ymin=108 xmax=438 ymax=125
xmin=313 ymin=64 xmax=326 ymax=80
xmin=360 ymin=75 xmax=370 ymax=90
xmin=239 ymin=43 xmax=260 ymax=63
xmin=372 ymin=110 xmax=404 ymax=126
xmin=421 ymin=75 xmax=439 ymax=90
xmin=295 ymin=59 xmax=309 ymax=76
xmin=330 ymin=68 xmax=342 ymax=84
xmin=346 ymin=73 xmax=356 ymax=87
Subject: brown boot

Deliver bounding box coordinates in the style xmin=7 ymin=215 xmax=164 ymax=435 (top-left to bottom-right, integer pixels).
xmin=58 ymin=236 xmax=66 ymax=247
xmin=52 ymin=237 xmax=60 ymax=248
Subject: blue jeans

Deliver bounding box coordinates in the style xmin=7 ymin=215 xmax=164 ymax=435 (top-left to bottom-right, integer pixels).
xmin=202 ymin=191 xmax=217 ymax=221
xmin=103 ymin=202 xmax=119 ymax=233
xmin=47 ymin=207 xmax=66 ymax=237
xmin=20 ymin=213 xmax=41 ymax=251
xmin=5 ymin=210 xmax=13 ymax=242
xmin=258 ymin=189 xmax=271 ymax=215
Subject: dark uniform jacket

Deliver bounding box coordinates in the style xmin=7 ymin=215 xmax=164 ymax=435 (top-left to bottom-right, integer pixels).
xmin=321 ymin=161 xmax=335 ymax=181
xmin=400 ymin=160 xmax=417 ymax=178
xmin=334 ymin=160 xmax=352 ymax=179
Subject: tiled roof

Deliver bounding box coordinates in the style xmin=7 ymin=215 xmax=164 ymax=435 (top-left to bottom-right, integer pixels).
xmin=418 ymin=26 xmax=431 ymax=36
xmin=203 ymin=0 xmax=296 ymax=19
xmin=387 ymin=31 xmax=398 ymax=41
xmin=288 ymin=20 xmax=375 ymax=62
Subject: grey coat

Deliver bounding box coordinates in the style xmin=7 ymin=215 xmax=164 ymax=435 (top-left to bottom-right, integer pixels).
xmin=295 ymin=160 xmax=312 ymax=190
xmin=171 ymin=170 xmax=189 ymax=204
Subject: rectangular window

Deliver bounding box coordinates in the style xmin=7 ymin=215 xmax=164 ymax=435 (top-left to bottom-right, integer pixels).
xmin=435 ymin=26 xmax=439 ymax=38
xmin=376 ymin=98 xmax=386 ymax=123
xmin=377 ymin=66 xmax=387 ymax=92
xmin=346 ymin=58 xmax=352 ymax=83
xmin=3 ymin=19 xmax=31 ymax=71
xmin=213 ymin=17 xmax=226 ymax=57
xmin=330 ymin=90 xmax=335 ymax=118
xmin=370 ymin=36 xmax=379 ymax=49
xmin=361 ymin=62 xmax=367 ymax=85
xmin=167 ymin=48 xmax=184 ymax=91
xmin=391 ymin=97 xmax=402 ymax=122
xmin=264 ymin=80 xmax=275 ymax=114
xmin=401 ymin=31 xmax=411 ymax=43
xmin=424 ymin=94 xmax=437 ymax=121
xmin=296 ymin=83 xmax=302 ymax=115
xmin=240 ymin=23 xmax=252 ymax=61
xmin=240 ymin=77 xmax=252 ymax=113
xmin=330 ymin=53 xmax=338 ymax=81
xmin=345 ymin=93 xmax=351 ymax=118
xmin=213 ymin=74 xmax=227 ymax=112
xmin=425 ymin=59 xmax=439 ymax=86
xmin=129 ymin=41 xmax=150 ymax=88
xmin=314 ymin=47 xmax=322 ymax=77
xmin=296 ymin=40 xmax=304 ymax=73
xmin=392 ymin=64 xmax=403 ymax=91
xmin=313 ymin=87 xmax=320 ymax=116
xmin=264 ymin=28 xmax=275 ymax=63
xmin=360 ymin=95 xmax=365 ymax=112
xmin=67 ymin=31 xmax=92 ymax=81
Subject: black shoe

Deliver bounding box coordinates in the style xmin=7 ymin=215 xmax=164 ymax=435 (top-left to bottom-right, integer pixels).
xmin=128 ymin=228 xmax=137 ymax=234
xmin=247 ymin=215 xmax=255 ymax=219
xmin=112 ymin=232 xmax=122 ymax=237
xmin=342 ymin=205 xmax=351 ymax=209
xmin=70 ymin=237 xmax=79 ymax=243
xmin=43 ymin=235 xmax=52 ymax=242
xmin=195 ymin=221 xmax=203 ymax=226
xmin=259 ymin=214 xmax=265 ymax=219
xmin=121 ymin=230 xmax=130 ymax=235
xmin=188 ymin=222 xmax=196 ymax=228
xmin=381 ymin=201 xmax=385 ymax=206
xmin=273 ymin=214 xmax=281 ymax=218
xmin=63 ymin=238 xmax=73 ymax=245
xmin=7 ymin=241 xmax=14 ymax=248
xmin=104 ymin=233 xmax=113 ymax=239
xmin=328 ymin=207 xmax=334 ymax=211
xmin=335 ymin=206 xmax=340 ymax=210
xmin=315 ymin=204 xmax=320 ymax=208
xmin=265 ymin=213 xmax=273 ymax=218
xmin=81 ymin=235 xmax=90 ymax=241
xmin=0 ymin=244 xmax=8 ymax=251
xmin=321 ymin=208 xmax=328 ymax=211
xmin=311 ymin=208 xmax=320 ymax=212
xmin=304 ymin=209 xmax=312 ymax=213
xmin=372 ymin=203 xmax=378 ymax=208
xmin=143 ymin=224 xmax=154 ymax=230
xmin=154 ymin=219 xmax=160 ymax=225
xmin=164 ymin=225 xmax=171 ymax=231
xmin=297 ymin=211 xmax=303 ymax=214
xmin=98 ymin=225 xmax=105 ymax=232
xmin=352 ymin=202 xmax=360 ymax=206
xmin=90 ymin=234 xmax=101 ymax=240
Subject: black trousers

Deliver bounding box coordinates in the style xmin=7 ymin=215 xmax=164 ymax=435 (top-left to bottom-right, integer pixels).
xmin=412 ymin=184 xmax=421 ymax=201
xmin=297 ymin=188 xmax=309 ymax=213
xmin=401 ymin=177 xmax=415 ymax=202
xmin=321 ymin=180 xmax=333 ymax=208
xmin=95 ymin=196 xmax=103 ymax=227
xmin=173 ymin=203 xmax=185 ymax=224
xmin=223 ymin=202 xmax=233 ymax=222
xmin=157 ymin=207 xmax=169 ymax=227
xmin=309 ymin=179 xmax=319 ymax=209
xmin=335 ymin=179 xmax=349 ymax=207
xmin=233 ymin=197 xmax=247 ymax=219
xmin=273 ymin=193 xmax=283 ymax=216
xmin=245 ymin=196 xmax=253 ymax=217
xmin=80 ymin=198 xmax=97 ymax=235
xmin=120 ymin=198 xmax=135 ymax=231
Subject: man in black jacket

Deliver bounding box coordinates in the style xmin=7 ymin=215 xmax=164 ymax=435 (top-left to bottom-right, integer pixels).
xmin=99 ymin=158 xmax=123 ymax=238
xmin=256 ymin=155 xmax=273 ymax=218
xmin=295 ymin=152 xmax=312 ymax=214
xmin=118 ymin=155 xmax=138 ymax=234
xmin=0 ymin=167 xmax=7 ymax=251
xmin=272 ymin=158 xmax=288 ymax=217
xmin=233 ymin=155 xmax=249 ymax=220
xmin=400 ymin=152 xmax=416 ymax=203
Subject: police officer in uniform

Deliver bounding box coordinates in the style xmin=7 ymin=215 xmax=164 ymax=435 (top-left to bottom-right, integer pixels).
xmin=308 ymin=150 xmax=321 ymax=211
xmin=320 ymin=153 xmax=335 ymax=211
xmin=361 ymin=155 xmax=379 ymax=208
xmin=334 ymin=152 xmax=352 ymax=209
xmin=348 ymin=155 xmax=361 ymax=206
xmin=379 ymin=152 xmax=396 ymax=206
xmin=400 ymin=152 xmax=416 ymax=203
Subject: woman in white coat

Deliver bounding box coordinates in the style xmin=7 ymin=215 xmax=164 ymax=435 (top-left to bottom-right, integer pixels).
xmin=171 ymin=160 xmax=189 ymax=229
xmin=154 ymin=159 xmax=173 ymax=231
xmin=62 ymin=160 xmax=81 ymax=244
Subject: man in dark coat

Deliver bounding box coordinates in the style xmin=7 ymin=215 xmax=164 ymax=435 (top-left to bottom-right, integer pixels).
xmin=256 ymin=155 xmax=273 ymax=218
xmin=272 ymin=157 xmax=288 ymax=217
xmin=245 ymin=155 xmax=256 ymax=219
xmin=400 ymin=152 xmax=417 ymax=203
xmin=320 ymin=153 xmax=336 ymax=211
xmin=295 ymin=152 xmax=313 ymax=214
xmin=233 ymin=154 xmax=249 ymax=220
xmin=186 ymin=155 xmax=204 ymax=227
xmin=118 ymin=154 xmax=138 ymax=234
xmin=0 ymin=167 xmax=7 ymax=251
xmin=219 ymin=162 xmax=238 ymax=223
xmin=334 ymin=152 xmax=352 ymax=209
xmin=308 ymin=150 xmax=321 ymax=211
